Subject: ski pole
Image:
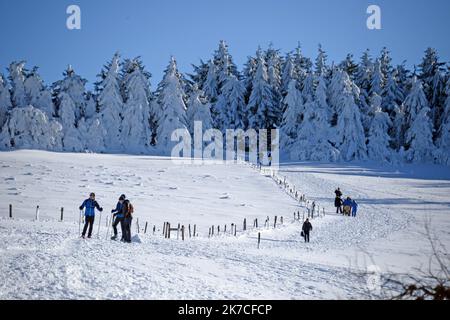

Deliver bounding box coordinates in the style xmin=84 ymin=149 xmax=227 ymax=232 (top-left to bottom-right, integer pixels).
xmin=97 ymin=211 xmax=102 ymax=238
xmin=78 ymin=210 xmax=82 ymax=235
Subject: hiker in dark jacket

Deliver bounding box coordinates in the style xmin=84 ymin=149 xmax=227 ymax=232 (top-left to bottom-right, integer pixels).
xmin=111 ymin=194 xmax=126 ymax=240
xmin=302 ymin=218 xmax=313 ymax=243
xmin=79 ymin=192 xmax=103 ymax=238
xmin=122 ymin=199 xmax=133 ymax=243
xmin=334 ymin=188 xmax=343 ymax=198
xmin=335 ymin=196 xmax=343 ymax=214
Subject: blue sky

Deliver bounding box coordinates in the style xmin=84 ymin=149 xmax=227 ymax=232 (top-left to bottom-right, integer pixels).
xmin=0 ymin=0 xmax=449 ymax=89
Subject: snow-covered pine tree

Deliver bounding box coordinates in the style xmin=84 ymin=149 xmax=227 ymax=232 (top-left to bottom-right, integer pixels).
xmin=186 ymin=84 xmax=213 ymax=136
xmin=246 ymin=52 xmax=279 ymax=130
xmin=214 ymin=74 xmax=246 ymax=131
xmin=290 ymin=74 xmax=338 ymax=161
xmin=281 ymin=53 xmax=297 ymax=96
xmin=203 ymin=60 xmax=219 ymax=103
xmin=155 ymin=57 xmax=188 ymax=155
xmin=0 ymin=73 xmax=12 ymax=128
xmin=367 ymin=100 xmax=392 ymax=162
xmin=355 ymin=49 xmax=373 ymax=114
xmin=405 ymin=107 xmax=435 ymax=163
xmin=370 ymin=59 xmax=384 ymax=97
xmin=280 ymin=80 xmax=303 ymax=151
xmin=52 ymin=66 xmax=88 ymax=122
xmin=418 ymin=48 xmax=446 ymax=135
xmin=0 ymin=106 xmax=63 ymax=151
xmin=402 ymin=76 xmax=435 ymax=162
xmin=302 ymin=73 xmax=315 ymax=103
xmin=315 ymin=44 xmax=328 ymax=78
xmin=338 ymin=54 xmax=358 ymax=80
xmin=56 ymin=92 xmax=84 ymax=151
xmin=188 ymin=59 xmax=209 ymax=91
xmin=121 ymin=57 xmax=153 ymax=153
xmin=435 ymin=77 xmax=450 ymax=165
xmin=334 ymin=72 xmax=367 ymax=161
xmin=24 ymin=66 xmax=54 ymax=118
xmin=265 ymin=44 xmax=283 ymax=124
xmin=8 ymin=61 xmax=27 ymax=108
xmin=293 ymin=44 xmax=312 ymax=89
xmin=382 ymin=70 xmax=405 ymax=150
xmin=95 ymin=53 xmax=124 ymax=151
xmin=379 ymin=47 xmax=392 ymax=85
xmin=213 ymin=40 xmax=239 ymax=87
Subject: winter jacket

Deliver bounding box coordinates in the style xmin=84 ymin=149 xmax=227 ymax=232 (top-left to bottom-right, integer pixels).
xmin=351 ymin=200 xmax=358 ymax=211
xmin=335 ymin=189 xmax=343 ymax=198
xmin=122 ymin=200 xmax=133 ymax=219
xmin=112 ymin=201 xmax=124 ymax=218
xmin=302 ymin=221 xmax=313 ymax=233
xmin=343 ymin=199 xmax=353 ymax=207
xmin=334 ymin=196 xmax=343 ymax=207
xmin=80 ymin=199 xmax=103 ymax=217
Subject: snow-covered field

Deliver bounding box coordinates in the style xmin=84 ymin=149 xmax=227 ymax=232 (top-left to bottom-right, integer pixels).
xmin=0 ymin=150 xmax=449 ymax=299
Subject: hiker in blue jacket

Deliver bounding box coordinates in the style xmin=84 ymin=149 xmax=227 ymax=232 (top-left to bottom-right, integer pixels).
xmin=111 ymin=194 xmax=126 ymax=241
xmin=79 ymin=192 xmax=103 ymax=238
xmin=342 ymin=197 xmax=353 ymax=216
xmin=351 ymin=199 xmax=358 ymax=217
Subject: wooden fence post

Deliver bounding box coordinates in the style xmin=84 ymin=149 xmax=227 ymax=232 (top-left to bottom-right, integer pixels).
xmin=35 ymin=205 xmax=40 ymax=221
xmin=144 ymin=222 xmax=148 ymax=234
xmin=182 ymin=225 xmax=185 ymax=241
xmin=60 ymin=207 xmax=64 ymax=221
xmin=9 ymin=204 xmax=12 ymax=218
xmin=280 ymin=216 xmax=283 ymax=225
xmin=137 ymin=218 xmax=140 ymax=234
xmin=217 ymin=225 xmax=220 ymax=236
xmin=153 ymin=225 xmax=156 ymax=235
xmin=189 ymin=224 xmax=191 ymax=238
xmin=258 ymin=232 xmax=261 ymax=249
xmin=234 ymin=224 xmax=237 ymax=236
xmin=177 ymin=223 xmax=180 ymax=240
xmin=194 ymin=224 xmax=196 ymax=237
xmin=294 ymin=212 xmax=296 ymax=221
xmin=163 ymin=222 xmax=166 ymax=236
xmin=211 ymin=225 xmax=214 ymax=236
xmin=208 ymin=227 xmax=211 ymax=238
xmin=243 ymin=218 xmax=246 ymax=231
xmin=224 ymin=224 xmax=227 ymax=234
xmin=274 ymin=216 xmax=277 ymax=228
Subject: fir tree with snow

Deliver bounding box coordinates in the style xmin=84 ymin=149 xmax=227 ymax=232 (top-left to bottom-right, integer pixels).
xmin=96 ymin=53 xmax=124 ymax=151
xmin=0 ymin=74 xmax=12 ymax=128
xmin=188 ymin=59 xmax=209 ymax=92
xmin=315 ymin=44 xmax=328 ymax=77
xmin=334 ymin=72 xmax=367 ymax=161
xmin=280 ymin=80 xmax=303 ymax=150
xmin=24 ymin=67 xmax=54 ymax=117
xmin=435 ymin=77 xmax=450 ymax=165
xmin=213 ymin=40 xmax=239 ymax=88
xmin=155 ymin=57 xmax=188 ymax=155
xmin=405 ymin=106 xmax=435 ymax=163
xmin=214 ymin=75 xmax=246 ymax=131
xmin=121 ymin=57 xmax=153 ymax=153
xmin=57 ymin=92 xmax=84 ymax=152
xmin=52 ymin=66 xmax=88 ymax=121
xmin=246 ymin=52 xmax=279 ymax=130
xmin=0 ymin=106 xmax=63 ymax=151
xmin=367 ymin=104 xmax=393 ymax=162
xmin=338 ymin=54 xmax=358 ymax=80
xmin=8 ymin=61 xmax=27 ymax=108
xmin=403 ymin=77 xmax=429 ymax=131
xmin=186 ymin=85 xmax=213 ymax=136
xmin=370 ymin=59 xmax=384 ymax=97
xmin=203 ymin=61 xmax=219 ymax=103
xmin=281 ymin=53 xmax=297 ymax=95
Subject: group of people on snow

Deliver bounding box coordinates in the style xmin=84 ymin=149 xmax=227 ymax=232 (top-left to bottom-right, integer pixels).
xmin=334 ymin=188 xmax=358 ymax=217
xmin=79 ymin=193 xmax=134 ymax=242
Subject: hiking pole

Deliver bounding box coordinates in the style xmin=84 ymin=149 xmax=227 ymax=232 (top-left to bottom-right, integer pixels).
xmin=97 ymin=211 xmax=102 ymax=238
xmin=78 ymin=210 xmax=82 ymax=235
xmin=106 ymin=213 xmax=113 ymax=240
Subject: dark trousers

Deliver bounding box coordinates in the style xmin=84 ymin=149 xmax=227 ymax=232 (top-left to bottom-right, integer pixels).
xmin=336 ymin=206 xmax=342 ymax=214
xmin=82 ymin=216 xmax=95 ymax=237
xmin=112 ymin=217 xmax=125 ymax=239
xmin=123 ymin=217 xmax=132 ymax=242
xmin=304 ymin=231 xmax=310 ymax=243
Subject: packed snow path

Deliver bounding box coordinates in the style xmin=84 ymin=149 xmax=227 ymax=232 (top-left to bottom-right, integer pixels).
xmin=1 ymin=151 xmax=449 ymax=299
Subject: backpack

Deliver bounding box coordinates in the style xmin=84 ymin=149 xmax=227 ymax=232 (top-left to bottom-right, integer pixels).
xmin=124 ymin=200 xmax=134 ymax=218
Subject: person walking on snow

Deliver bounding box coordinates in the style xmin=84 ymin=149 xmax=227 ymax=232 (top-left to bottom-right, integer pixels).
xmin=79 ymin=192 xmax=103 ymax=238
xmin=302 ymin=218 xmax=313 ymax=243
xmin=122 ymin=199 xmax=134 ymax=243
xmin=334 ymin=187 xmax=343 ymax=214
xmin=111 ymin=194 xmax=126 ymax=240
xmin=343 ymin=197 xmax=353 ymax=216
xmin=351 ymin=199 xmax=358 ymax=217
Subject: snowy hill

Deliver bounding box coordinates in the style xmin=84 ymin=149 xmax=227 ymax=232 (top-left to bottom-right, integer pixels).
xmin=0 ymin=150 xmax=449 ymax=299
